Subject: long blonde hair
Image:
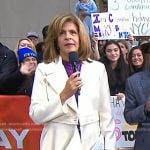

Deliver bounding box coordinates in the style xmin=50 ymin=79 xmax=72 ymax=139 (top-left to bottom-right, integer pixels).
xmin=43 ymin=13 xmax=92 ymax=63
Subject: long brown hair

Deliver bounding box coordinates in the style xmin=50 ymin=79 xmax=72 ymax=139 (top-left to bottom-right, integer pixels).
xmin=43 ymin=13 xmax=92 ymax=63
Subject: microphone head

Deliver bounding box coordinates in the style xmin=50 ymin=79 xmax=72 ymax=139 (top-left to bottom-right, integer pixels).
xmin=68 ymin=51 xmax=78 ymax=64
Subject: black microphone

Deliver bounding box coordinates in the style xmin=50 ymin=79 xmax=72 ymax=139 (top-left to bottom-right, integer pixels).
xmin=69 ymin=51 xmax=81 ymax=97
xmin=69 ymin=51 xmax=78 ymax=73
xmin=69 ymin=51 xmax=82 ymax=138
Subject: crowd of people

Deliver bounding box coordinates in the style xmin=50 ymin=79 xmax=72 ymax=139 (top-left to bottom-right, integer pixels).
xmin=0 ymin=0 xmax=150 ymax=149
xmin=0 ymin=24 xmax=48 ymax=96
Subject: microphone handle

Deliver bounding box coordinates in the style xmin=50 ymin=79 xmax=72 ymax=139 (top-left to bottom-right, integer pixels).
xmin=72 ymin=62 xmax=78 ymax=73
xmin=73 ymin=63 xmax=81 ymax=95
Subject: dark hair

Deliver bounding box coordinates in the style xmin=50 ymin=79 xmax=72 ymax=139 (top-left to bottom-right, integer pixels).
xmin=143 ymin=53 xmax=150 ymax=69
xmin=42 ymin=25 xmax=49 ymax=40
xmin=100 ymin=40 xmax=129 ymax=91
xmin=141 ymin=43 xmax=150 ymax=69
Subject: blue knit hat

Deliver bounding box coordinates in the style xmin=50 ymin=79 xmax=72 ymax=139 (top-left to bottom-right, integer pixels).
xmin=17 ymin=47 xmax=38 ymax=63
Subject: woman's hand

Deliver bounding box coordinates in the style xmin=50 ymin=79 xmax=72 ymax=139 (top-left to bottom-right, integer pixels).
xmin=115 ymin=92 xmax=125 ymax=100
xmin=20 ymin=62 xmax=36 ymax=76
xmin=60 ymin=72 xmax=83 ymax=104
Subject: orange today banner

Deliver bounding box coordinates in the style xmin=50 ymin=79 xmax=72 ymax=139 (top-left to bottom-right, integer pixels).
xmin=0 ymin=95 xmax=43 ymax=150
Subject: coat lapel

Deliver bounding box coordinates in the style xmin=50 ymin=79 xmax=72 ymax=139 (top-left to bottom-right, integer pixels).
xmin=44 ymin=57 xmax=78 ymax=112
xmin=45 ymin=57 xmax=67 ymax=94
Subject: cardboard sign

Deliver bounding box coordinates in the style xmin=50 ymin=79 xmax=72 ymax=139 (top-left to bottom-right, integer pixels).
xmin=108 ymin=0 xmax=150 ymax=36
xmin=110 ymin=96 xmax=137 ymax=149
xmin=91 ymin=12 xmax=130 ymax=40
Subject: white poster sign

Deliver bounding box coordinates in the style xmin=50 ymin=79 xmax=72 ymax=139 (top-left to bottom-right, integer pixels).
xmin=108 ymin=0 xmax=150 ymax=36
xmin=91 ymin=12 xmax=130 ymax=40
xmin=110 ymin=96 xmax=137 ymax=149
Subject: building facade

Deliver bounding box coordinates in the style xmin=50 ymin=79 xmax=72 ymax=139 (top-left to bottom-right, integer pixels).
xmin=0 ymin=0 xmax=107 ymax=49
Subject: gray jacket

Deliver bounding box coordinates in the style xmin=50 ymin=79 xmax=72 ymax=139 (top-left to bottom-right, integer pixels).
xmin=124 ymin=69 xmax=150 ymax=150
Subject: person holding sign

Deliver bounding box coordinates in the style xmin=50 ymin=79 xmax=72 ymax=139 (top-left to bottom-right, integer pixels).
xmin=124 ymin=42 xmax=150 ymax=150
xmin=75 ymin=0 xmax=97 ymax=37
xmin=118 ymin=40 xmax=129 ymax=64
xmin=99 ymin=40 xmax=129 ymax=100
xmin=29 ymin=13 xmax=116 ymax=150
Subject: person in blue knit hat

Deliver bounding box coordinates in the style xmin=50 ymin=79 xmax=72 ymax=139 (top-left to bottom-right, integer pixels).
xmin=0 ymin=47 xmax=38 ymax=96
xmin=17 ymin=47 xmax=38 ymax=63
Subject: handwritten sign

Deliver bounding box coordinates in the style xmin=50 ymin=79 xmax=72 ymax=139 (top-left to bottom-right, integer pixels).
xmin=110 ymin=96 xmax=137 ymax=149
xmin=108 ymin=0 xmax=150 ymax=36
xmin=91 ymin=12 xmax=130 ymax=40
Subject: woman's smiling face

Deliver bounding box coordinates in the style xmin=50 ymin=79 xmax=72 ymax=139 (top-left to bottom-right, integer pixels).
xmin=131 ymin=48 xmax=144 ymax=68
xmin=105 ymin=43 xmax=120 ymax=63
